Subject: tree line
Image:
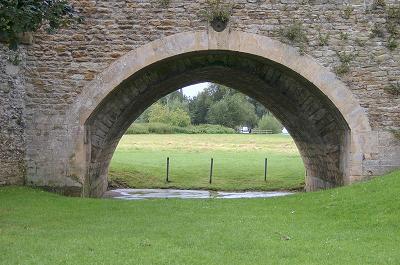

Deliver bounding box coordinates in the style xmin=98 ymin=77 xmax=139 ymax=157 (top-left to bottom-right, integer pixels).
xmin=136 ymin=83 xmax=283 ymax=134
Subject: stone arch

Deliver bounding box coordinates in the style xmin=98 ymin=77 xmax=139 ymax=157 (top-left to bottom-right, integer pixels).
xmin=65 ymin=30 xmax=372 ymax=197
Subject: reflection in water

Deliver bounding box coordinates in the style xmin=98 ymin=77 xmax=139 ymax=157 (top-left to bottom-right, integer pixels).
xmin=104 ymin=189 xmax=294 ymax=200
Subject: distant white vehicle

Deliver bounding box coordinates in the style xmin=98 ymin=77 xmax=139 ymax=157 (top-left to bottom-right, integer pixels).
xmin=282 ymin=128 xmax=289 ymax=135
xmin=240 ymin=126 xmax=250 ymax=134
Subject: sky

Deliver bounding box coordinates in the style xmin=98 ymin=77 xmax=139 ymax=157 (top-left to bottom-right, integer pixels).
xmin=181 ymin=82 xmax=209 ymax=98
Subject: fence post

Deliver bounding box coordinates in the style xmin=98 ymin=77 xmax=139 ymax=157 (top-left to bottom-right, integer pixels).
xmin=166 ymin=157 xmax=170 ymax=182
xmin=209 ymin=158 xmax=214 ymax=184
xmin=264 ymin=158 xmax=268 ymax=182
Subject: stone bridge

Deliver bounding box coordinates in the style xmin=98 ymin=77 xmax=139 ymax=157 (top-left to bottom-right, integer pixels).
xmin=0 ymin=0 xmax=399 ymax=197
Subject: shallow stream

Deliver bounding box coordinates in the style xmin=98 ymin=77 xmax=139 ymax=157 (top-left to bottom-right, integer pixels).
xmin=104 ymin=189 xmax=294 ymax=200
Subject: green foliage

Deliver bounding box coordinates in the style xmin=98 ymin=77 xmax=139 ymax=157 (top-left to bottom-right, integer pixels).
xmin=280 ymin=21 xmax=308 ymax=54
xmin=0 ymin=0 xmax=81 ymax=50
xmin=366 ymin=3 xmax=400 ymax=51
xmin=126 ymin=123 xmax=235 ymax=134
xmin=342 ymin=5 xmax=353 ymax=19
xmin=148 ymin=103 xmax=168 ymax=124
xmin=126 ymin=123 xmax=150 ymax=134
xmin=318 ymin=32 xmax=330 ymax=46
xmin=186 ymin=124 xmax=235 ymax=134
xmin=207 ymin=93 xmax=258 ymax=128
xmin=386 ymin=5 xmax=400 ymax=50
xmin=139 ymin=84 xmax=266 ymax=130
xmin=370 ymin=22 xmax=385 ymax=38
xmin=355 ymin=37 xmax=366 ymax=47
xmin=148 ymin=103 xmax=191 ymax=127
xmin=156 ymin=0 xmax=171 ymax=7
xmin=386 ymin=21 xmax=399 ymax=36
xmin=171 ymin=108 xmax=191 ymax=127
xmin=203 ymin=0 xmax=232 ymax=22
xmin=189 ymin=84 xmax=264 ymax=127
xmin=387 ymin=5 xmax=400 ymax=22
xmin=340 ymin=32 xmax=349 ymax=41
xmin=373 ymin=0 xmax=386 ymax=9
xmin=146 ymin=122 xmax=184 ymax=134
xmin=391 ymin=129 xmax=400 ymax=140
xmin=334 ymin=51 xmax=355 ymax=75
xmin=257 ymin=115 xmax=283 ymax=134
xmin=384 ymin=82 xmax=400 ymax=95
xmin=387 ymin=36 xmax=398 ymax=50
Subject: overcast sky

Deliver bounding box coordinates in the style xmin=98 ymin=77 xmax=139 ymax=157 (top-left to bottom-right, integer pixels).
xmin=181 ymin=82 xmax=209 ymax=98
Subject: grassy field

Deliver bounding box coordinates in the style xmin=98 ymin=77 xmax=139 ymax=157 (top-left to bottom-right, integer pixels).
xmin=1 ymin=171 xmax=400 ymax=264
xmin=109 ymin=134 xmax=305 ymax=191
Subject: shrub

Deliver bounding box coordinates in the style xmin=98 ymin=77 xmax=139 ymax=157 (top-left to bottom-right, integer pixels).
xmin=125 ymin=123 xmax=149 ymax=134
xmin=257 ymin=115 xmax=283 ymax=134
xmin=125 ymin=123 xmax=235 ymax=135
xmin=280 ymin=21 xmax=308 ymax=54
xmin=186 ymin=124 xmax=235 ymax=134
xmin=334 ymin=51 xmax=355 ymax=75
xmin=342 ymin=5 xmax=353 ymax=19
xmin=148 ymin=123 xmax=175 ymax=134
xmin=203 ymin=0 xmax=232 ymax=23
xmin=318 ymin=32 xmax=330 ymax=46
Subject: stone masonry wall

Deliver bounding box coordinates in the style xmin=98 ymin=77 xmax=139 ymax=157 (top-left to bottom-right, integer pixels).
xmin=0 ymin=0 xmax=399 ymax=190
xmin=0 ymin=45 xmax=26 ymax=185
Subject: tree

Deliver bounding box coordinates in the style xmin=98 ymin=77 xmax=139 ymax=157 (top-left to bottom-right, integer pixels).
xmin=0 ymin=0 xmax=81 ymax=50
xmin=207 ymin=93 xmax=258 ymax=128
xmin=257 ymin=114 xmax=283 ymax=134
xmin=169 ymin=108 xmax=191 ymax=127
xmin=247 ymin=97 xmax=269 ymax=119
xmin=147 ymin=103 xmax=191 ymax=127
xmin=189 ymin=91 xmax=213 ymax=125
xmin=188 ymin=83 xmax=267 ymax=127
xmin=147 ymin=103 xmax=169 ymax=124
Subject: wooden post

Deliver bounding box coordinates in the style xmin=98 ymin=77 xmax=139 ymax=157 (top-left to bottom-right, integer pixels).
xmin=166 ymin=157 xmax=170 ymax=182
xmin=209 ymin=158 xmax=214 ymax=184
xmin=264 ymin=158 xmax=268 ymax=182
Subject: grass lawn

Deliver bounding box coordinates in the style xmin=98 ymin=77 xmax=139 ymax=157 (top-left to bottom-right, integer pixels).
xmin=1 ymin=171 xmax=400 ymax=264
xmin=109 ymin=134 xmax=305 ymax=191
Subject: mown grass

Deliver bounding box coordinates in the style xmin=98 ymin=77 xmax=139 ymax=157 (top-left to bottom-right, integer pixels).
xmin=1 ymin=170 xmax=400 ymax=264
xmin=109 ymin=134 xmax=305 ymax=191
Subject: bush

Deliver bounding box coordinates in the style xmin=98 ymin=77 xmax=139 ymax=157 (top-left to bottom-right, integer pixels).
xmin=257 ymin=115 xmax=283 ymax=134
xmin=125 ymin=123 xmax=149 ymax=134
xmin=125 ymin=123 xmax=235 ymax=135
xmin=186 ymin=124 xmax=235 ymax=134
xmin=148 ymin=123 xmax=175 ymax=134
xmin=148 ymin=103 xmax=191 ymax=127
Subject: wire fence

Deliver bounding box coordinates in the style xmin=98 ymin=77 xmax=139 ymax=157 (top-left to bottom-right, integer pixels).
xmin=165 ymin=157 xmax=269 ymax=184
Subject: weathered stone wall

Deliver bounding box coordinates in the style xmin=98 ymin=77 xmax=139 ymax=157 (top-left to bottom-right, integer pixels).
xmin=0 ymin=0 xmax=399 ymax=195
xmin=0 ymin=45 xmax=26 ymax=185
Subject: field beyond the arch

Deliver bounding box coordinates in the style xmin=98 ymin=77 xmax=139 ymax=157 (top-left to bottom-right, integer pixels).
xmin=1 ymin=171 xmax=400 ymax=264
xmin=109 ymin=134 xmax=305 ymax=191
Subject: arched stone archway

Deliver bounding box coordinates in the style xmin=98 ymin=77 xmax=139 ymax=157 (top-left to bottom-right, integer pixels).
xmin=64 ymin=30 xmax=373 ymax=197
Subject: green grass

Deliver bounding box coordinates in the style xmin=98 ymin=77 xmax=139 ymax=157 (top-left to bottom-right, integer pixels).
xmin=1 ymin=171 xmax=400 ymax=264
xmin=109 ymin=134 xmax=305 ymax=191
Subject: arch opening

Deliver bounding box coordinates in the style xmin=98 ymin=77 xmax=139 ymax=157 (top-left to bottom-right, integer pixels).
xmin=84 ymin=50 xmax=351 ymax=196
